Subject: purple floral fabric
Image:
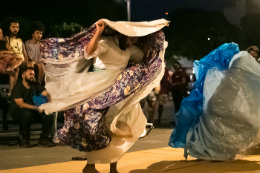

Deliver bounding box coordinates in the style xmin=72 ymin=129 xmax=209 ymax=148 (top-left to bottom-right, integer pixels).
xmin=40 ymin=25 xmax=165 ymax=152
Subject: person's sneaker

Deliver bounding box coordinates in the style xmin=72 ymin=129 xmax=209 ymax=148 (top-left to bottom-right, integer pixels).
xmin=21 ymin=139 xmax=30 ymax=148
xmin=38 ymin=138 xmax=54 ymax=147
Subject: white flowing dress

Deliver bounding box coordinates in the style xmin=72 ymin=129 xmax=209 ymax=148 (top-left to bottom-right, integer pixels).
xmin=41 ymin=35 xmax=147 ymax=163
xmin=40 ymin=36 xmax=144 ymax=114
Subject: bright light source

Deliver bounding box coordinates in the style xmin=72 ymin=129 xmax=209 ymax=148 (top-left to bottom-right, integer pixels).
xmin=208 ymin=38 xmax=210 ymax=40
xmin=165 ymin=12 xmax=168 ymax=15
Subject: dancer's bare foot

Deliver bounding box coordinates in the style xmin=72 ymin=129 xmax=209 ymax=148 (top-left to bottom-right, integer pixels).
xmin=82 ymin=164 xmax=100 ymax=173
xmin=110 ymin=162 xmax=119 ymax=173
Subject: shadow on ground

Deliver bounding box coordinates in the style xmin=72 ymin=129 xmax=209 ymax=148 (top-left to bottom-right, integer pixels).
xmin=129 ymin=160 xmax=260 ymax=173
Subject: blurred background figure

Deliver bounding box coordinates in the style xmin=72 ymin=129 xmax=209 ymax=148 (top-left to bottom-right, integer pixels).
xmin=247 ymin=45 xmax=259 ymax=62
xmin=157 ymin=67 xmax=171 ymax=124
xmin=171 ymin=61 xmax=186 ymax=114
xmin=140 ymin=86 xmax=160 ymax=124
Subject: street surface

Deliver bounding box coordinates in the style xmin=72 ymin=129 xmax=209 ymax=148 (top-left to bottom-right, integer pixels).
xmin=1 ymin=101 xmax=260 ymax=173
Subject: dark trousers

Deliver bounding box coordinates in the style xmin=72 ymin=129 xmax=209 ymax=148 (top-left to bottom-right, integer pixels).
xmin=172 ymin=89 xmax=183 ymax=113
xmin=10 ymin=108 xmax=54 ymax=140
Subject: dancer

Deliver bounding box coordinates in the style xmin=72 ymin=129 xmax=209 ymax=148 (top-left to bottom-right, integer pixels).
xmin=39 ymin=19 xmax=169 ymax=172
xmin=169 ymin=43 xmax=260 ymax=161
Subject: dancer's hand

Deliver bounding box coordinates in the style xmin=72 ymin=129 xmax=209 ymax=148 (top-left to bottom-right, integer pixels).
xmin=39 ymin=109 xmax=44 ymax=113
xmin=96 ymin=20 xmax=105 ymax=34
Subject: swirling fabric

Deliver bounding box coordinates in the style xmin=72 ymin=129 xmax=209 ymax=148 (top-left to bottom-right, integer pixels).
xmin=169 ymin=43 xmax=239 ymax=148
xmin=169 ymin=43 xmax=260 ymax=161
xmin=39 ymin=19 xmax=168 ymax=160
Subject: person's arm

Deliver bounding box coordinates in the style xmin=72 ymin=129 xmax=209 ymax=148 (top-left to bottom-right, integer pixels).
xmin=85 ymin=20 xmax=105 ymax=56
xmin=41 ymin=90 xmax=51 ymax=102
xmin=14 ymin=98 xmax=42 ymax=112
xmin=22 ymin=43 xmax=30 ymax=61
xmin=139 ymin=35 xmax=151 ymax=58
xmin=41 ymin=90 xmax=48 ymax=96
xmin=24 ymin=42 xmax=32 ymax=61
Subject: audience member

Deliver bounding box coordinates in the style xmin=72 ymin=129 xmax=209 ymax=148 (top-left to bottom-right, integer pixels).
xmin=171 ymin=61 xmax=186 ymax=114
xmin=158 ymin=68 xmax=171 ymax=124
xmin=140 ymin=85 xmax=160 ymax=123
xmin=10 ymin=67 xmax=54 ymax=148
xmin=2 ymin=17 xmax=30 ymax=94
xmin=247 ymin=46 xmax=259 ymax=61
xmin=25 ymin=21 xmax=45 ymax=84
xmin=0 ymin=28 xmax=22 ymax=90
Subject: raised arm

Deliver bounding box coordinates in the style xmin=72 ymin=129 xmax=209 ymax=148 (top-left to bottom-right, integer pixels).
xmin=85 ymin=20 xmax=105 ymax=56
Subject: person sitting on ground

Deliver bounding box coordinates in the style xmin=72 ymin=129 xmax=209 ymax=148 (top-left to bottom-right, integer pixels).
xmin=10 ymin=67 xmax=54 ymax=148
xmin=25 ymin=21 xmax=45 ymax=85
xmin=247 ymin=45 xmax=259 ymax=61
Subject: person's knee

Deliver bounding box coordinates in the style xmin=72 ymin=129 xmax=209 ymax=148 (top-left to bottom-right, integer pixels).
xmin=36 ymin=62 xmax=44 ymax=69
xmin=42 ymin=113 xmax=55 ymax=123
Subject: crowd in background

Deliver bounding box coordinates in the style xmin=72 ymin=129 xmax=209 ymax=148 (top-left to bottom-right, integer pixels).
xmin=0 ymin=17 xmax=61 ymax=148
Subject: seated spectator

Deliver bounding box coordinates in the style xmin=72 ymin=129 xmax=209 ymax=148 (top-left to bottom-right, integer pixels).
xmin=2 ymin=17 xmax=30 ymax=94
xmin=247 ymin=46 xmax=259 ymax=61
xmin=25 ymin=21 xmax=45 ymax=84
xmin=10 ymin=67 xmax=54 ymax=148
xmin=0 ymin=27 xmax=22 ymax=91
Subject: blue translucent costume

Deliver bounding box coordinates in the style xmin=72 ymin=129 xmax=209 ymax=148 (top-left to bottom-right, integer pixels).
xmin=169 ymin=43 xmax=260 ymax=160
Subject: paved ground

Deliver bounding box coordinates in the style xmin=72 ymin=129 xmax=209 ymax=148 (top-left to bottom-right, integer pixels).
xmin=2 ymin=101 xmax=260 ymax=173
xmin=0 ymin=101 xmax=175 ymax=170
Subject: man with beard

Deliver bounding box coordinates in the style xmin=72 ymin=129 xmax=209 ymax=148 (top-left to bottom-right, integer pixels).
xmin=2 ymin=17 xmax=29 ymax=94
xmin=10 ymin=67 xmax=54 ymax=148
xmin=25 ymin=21 xmax=45 ymax=85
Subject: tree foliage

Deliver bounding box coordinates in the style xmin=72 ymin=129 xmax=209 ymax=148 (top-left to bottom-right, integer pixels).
xmin=240 ymin=13 xmax=260 ymax=49
xmin=164 ymin=8 xmax=239 ymax=61
xmin=48 ymin=23 xmax=83 ymax=38
xmin=0 ymin=0 xmax=127 ymax=40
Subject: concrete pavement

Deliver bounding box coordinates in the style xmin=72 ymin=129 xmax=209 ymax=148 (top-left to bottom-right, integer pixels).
xmin=3 ymin=147 xmax=260 ymax=173
xmin=2 ymin=101 xmax=260 ymax=173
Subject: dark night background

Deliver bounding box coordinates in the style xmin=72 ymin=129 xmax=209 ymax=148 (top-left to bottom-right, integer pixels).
xmin=0 ymin=0 xmax=259 ymax=61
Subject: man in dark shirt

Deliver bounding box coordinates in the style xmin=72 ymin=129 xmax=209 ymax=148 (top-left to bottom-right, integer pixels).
xmin=171 ymin=61 xmax=186 ymax=114
xmin=10 ymin=67 xmax=54 ymax=148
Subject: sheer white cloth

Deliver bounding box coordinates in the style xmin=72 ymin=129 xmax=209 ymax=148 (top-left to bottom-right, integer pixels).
xmin=86 ymin=103 xmax=147 ymax=164
xmin=40 ymin=36 xmax=143 ymax=114
xmin=86 ymin=41 xmax=167 ymax=164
